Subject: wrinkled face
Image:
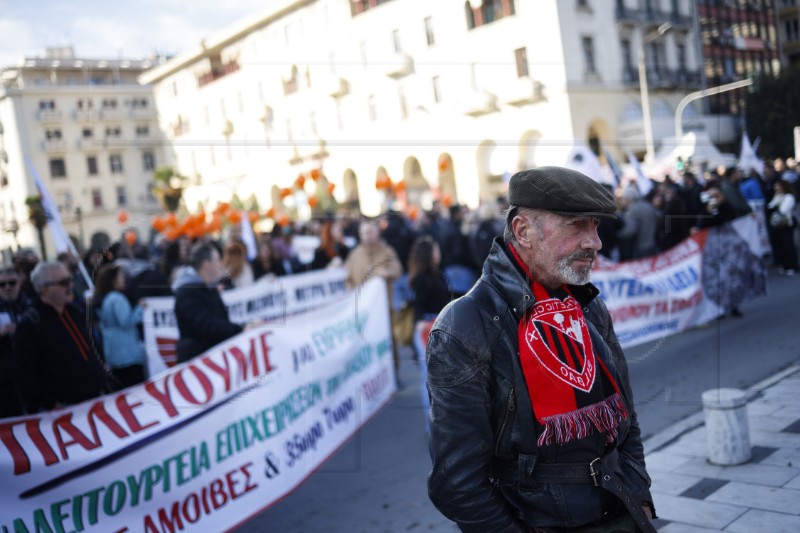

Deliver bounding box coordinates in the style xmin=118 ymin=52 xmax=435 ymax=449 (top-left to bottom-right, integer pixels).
xmin=0 ymin=272 xmax=21 ymax=302
xmin=40 ymin=265 xmax=74 ymax=307
xmin=515 ymin=211 xmax=602 ymax=288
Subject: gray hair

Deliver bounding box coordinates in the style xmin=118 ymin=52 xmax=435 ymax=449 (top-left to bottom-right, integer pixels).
xmin=503 ymin=206 xmax=546 ymax=244
xmin=30 ymin=261 xmax=67 ymax=294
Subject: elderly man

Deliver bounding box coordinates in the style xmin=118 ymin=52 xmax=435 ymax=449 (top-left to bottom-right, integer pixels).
xmin=426 ymin=167 xmax=655 ymax=532
xmin=1 ymin=267 xmax=32 ymax=417
xmin=13 ymin=261 xmax=108 ymax=413
xmin=173 ymin=243 xmax=244 ymax=363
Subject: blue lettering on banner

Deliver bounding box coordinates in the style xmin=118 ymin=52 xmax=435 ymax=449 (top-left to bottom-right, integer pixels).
xmin=285 ymin=422 xmax=324 ymax=468
xmin=599 ymin=267 xmax=698 ymax=300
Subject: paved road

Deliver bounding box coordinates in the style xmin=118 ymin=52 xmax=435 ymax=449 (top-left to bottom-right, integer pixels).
xmin=236 ymin=269 xmax=800 ymax=532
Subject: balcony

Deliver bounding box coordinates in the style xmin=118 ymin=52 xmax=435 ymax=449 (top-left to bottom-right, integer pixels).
xmin=320 ymin=74 xmax=350 ymax=98
xmin=131 ymin=107 xmax=156 ymax=119
xmin=615 ymin=7 xmax=692 ymax=29
xmin=101 ymin=108 xmax=125 ymax=121
xmin=621 ymin=67 xmax=701 ymax=88
xmin=42 ymin=139 xmax=67 ymax=152
xmin=104 ymin=136 xmax=127 ymax=147
xmin=460 ymin=90 xmax=499 ymax=117
xmin=76 ymin=138 xmax=102 ymax=150
xmin=37 ymin=110 xmax=63 ymax=122
xmin=380 ymin=52 xmax=414 ymax=79
xmin=289 ymin=139 xmax=329 ymax=165
xmin=197 ymin=59 xmax=241 ymax=88
xmin=501 ymin=78 xmax=545 ymax=107
xmin=73 ymin=109 xmax=98 ymax=121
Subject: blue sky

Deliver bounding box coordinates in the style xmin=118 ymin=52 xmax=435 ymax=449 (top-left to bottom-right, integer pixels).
xmin=0 ymin=0 xmax=266 ymax=66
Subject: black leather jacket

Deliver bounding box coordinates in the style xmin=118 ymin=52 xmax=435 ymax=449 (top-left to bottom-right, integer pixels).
xmin=426 ymin=238 xmax=654 ymax=531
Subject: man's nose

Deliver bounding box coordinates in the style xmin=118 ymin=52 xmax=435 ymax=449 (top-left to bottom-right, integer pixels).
xmin=583 ymin=228 xmax=602 ymax=251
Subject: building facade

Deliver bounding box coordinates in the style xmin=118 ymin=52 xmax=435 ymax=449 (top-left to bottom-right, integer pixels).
xmin=141 ymin=0 xmax=718 ymax=218
xmin=0 ymin=47 xmax=164 ymax=262
xmin=776 ymin=0 xmax=800 ymax=65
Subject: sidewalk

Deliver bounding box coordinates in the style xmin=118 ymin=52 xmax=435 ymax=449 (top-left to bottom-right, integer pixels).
xmin=642 ymin=364 xmax=800 ymax=532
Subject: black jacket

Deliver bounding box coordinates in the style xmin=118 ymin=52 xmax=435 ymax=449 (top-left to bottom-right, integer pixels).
xmin=426 ymin=238 xmax=654 ymax=531
xmin=174 ymin=276 xmax=243 ymax=363
xmin=13 ymin=299 xmax=108 ymax=412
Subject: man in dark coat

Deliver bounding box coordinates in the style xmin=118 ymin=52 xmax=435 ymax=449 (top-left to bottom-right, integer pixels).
xmin=13 ymin=261 xmax=108 ymax=412
xmin=0 ymin=267 xmax=32 ymax=417
xmin=426 ymin=167 xmax=656 ymax=532
xmin=174 ymin=243 xmax=243 ymax=363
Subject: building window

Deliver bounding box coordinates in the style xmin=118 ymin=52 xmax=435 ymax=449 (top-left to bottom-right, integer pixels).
xmin=677 ymin=43 xmax=687 ymax=71
xmin=45 ymin=129 xmax=63 ymax=140
xmin=105 ymin=126 xmax=122 ymax=138
xmin=577 ymin=0 xmax=590 ymax=10
xmin=82 ymin=127 xmax=93 ymax=139
xmin=621 ymin=39 xmax=633 ymax=70
xmin=582 ymin=36 xmax=597 ymax=74
xmin=514 ymin=47 xmax=529 ymax=77
xmin=432 ymin=76 xmax=442 ymax=103
xmin=39 ymin=100 xmax=56 ymax=110
xmin=130 ymin=97 xmax=148 ymax=109
xmin=76 ymin=98 xmax=93 ymax=110
xmin=49 ymin=158 xmax=66 ymax=179
xmin=109 ymin=154 xmax=124 ymax=174
xmin=87 ymin=156 xmax=98 ymax=176
xmin=368 ymin=95 xmax=377 ymax=121
xmin=101 ymin=98 xmax=118 ymax=109
xmin=91 ymin=189 xmax=103 ymax=209
xmin=116 ymin=186 xmax=127 ymax=207
xmin=392 ymin=29 xmax=402 ymax=53
xmin=143 ymin=151 xmax=156 ymax=172
xmin=424 ymin=17 xmax=435 ymax=46
xmin=136 ymin=125 xmax=149 ymax=137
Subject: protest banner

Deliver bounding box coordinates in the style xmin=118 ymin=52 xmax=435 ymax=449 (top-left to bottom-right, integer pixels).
xmin=143 ymin=268 xmax=347 ymax=372
xmin=0 ymin=278 xmax=395 ymax=532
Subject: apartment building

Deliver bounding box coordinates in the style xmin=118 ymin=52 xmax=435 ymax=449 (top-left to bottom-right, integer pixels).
xmin=0 ymin=47 xmax=164 ymax=262
xmin=141 ymin=0 xmax=714 ymax=216
xmin=776 ymin=0 xmax=800 ymax=65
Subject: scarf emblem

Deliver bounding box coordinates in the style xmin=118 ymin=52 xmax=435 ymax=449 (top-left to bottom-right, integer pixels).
xmin=523 ymin=295 xmax=596 ymax=393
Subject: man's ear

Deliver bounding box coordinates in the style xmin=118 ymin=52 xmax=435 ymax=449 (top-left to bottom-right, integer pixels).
xmin=511 ymin=215 xmax=532 ymax=249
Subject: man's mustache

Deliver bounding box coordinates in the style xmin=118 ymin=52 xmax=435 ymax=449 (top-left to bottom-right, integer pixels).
xmin=567 ymin=251 xmax=597 ymax=262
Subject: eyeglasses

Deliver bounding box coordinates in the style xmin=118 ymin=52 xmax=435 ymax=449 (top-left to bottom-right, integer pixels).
xmin=45 ymin=277 xmax=73 ymax=288
xmin=0 ymin=280 xmax=18 ymax=288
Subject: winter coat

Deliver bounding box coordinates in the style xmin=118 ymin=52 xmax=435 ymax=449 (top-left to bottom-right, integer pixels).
xmin=99 ymin=291 xmax=144 ymax=369
xmin=426 ymin=238 xmax=654 ymax=531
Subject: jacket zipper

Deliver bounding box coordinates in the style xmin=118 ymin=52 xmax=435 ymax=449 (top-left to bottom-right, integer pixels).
xmin=495 ymin=386 xmax=515 ymax=456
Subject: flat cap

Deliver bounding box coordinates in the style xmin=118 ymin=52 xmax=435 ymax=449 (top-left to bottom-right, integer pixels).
xmin=508 ymin=166 xmax=617 ymax=218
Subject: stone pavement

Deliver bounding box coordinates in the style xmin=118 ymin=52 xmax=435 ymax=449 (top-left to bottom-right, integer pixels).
xmin=643 ymin=364 xmax=800 ymax=532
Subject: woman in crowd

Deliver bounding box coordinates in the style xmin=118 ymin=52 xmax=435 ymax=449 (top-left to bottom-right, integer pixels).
xmin=251 ymin=236 xmax=287 ymax=280
xmin=767 ymin=179 xmax=799 ymax=275
xmin=310 ymin=218 xmax=350 ymax=270
xmin=222 ymin=240 xmax=255 ymax=288
xmin=407 ymin=236 xmax=452 ymax=324
xmin=95 ymin=263 xmax=146 ymax=387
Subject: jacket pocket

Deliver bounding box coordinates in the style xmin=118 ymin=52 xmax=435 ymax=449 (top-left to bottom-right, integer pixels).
xmin=494 ymin=384 xmax=516 ymax=456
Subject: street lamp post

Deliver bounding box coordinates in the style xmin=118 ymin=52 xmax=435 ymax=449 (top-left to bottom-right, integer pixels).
xmin=674 ymin=79 xmax=754 ymax=139
xmin=639 ymin=22 xmax=672 ymax=163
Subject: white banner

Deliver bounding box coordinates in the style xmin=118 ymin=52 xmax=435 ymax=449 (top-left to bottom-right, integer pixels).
xmin=143 ymin=268 xmax=347 ymax=370
xmin=0 ymin=278 xmax=395 ymax=532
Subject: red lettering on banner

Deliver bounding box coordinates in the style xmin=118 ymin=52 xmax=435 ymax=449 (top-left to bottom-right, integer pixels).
xmin=52 ymin=402 xmax=130 ymax=460
xmin=144 ymin=375 xmax=179 ymax=418
xmin=142 ymin=462 xmax=259 ymax=532
xmin=227 ymin=332 xmax=275 ymax=385
xmin=200 ymin=354 xmax=232 ymax=393
xmin=115 ymin=393 xmax=159 ymax=433
xmin=0 ymin=418 xmax=59 ymax=474
xmin=173 ymin=365 xmax=214 ymax=406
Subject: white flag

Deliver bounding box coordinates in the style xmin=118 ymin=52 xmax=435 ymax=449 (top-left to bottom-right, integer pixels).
xmin=564 ymin=143 xmax=605 ymax=183
xmin=626 ymin=150 xmax=653 ymax=196
xmin=739 ymin=132 xmax=764 ymax=177
xmin=240 ymin=210 xmax=258 ymax=261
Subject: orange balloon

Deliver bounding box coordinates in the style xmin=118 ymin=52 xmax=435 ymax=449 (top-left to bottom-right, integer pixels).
xmin=295 ymin=174 xmax=306 ymax=188
xmin=117 ymin=210 xmax=129 ymax=224
xmin=165 ymin=227 xmax=179 ymax=240
xmin=308 ymin=197 xmax=318 ymax=208
xmin=124 ymin=230 xmax=137 ymax=245
xmin=280 ymin=187 xmax=293 ymax=199
xmin=215 ymin=202 xmax=230 ymax=215
xmin=438 ymin=159 xmax=450 ymax=172
xmin=152 ymin=217 xmax=166 ymax=232
xmin=327 ymin=183 xmax=336 ymax=195
xmin=227 ymin=211 xmax=242 ymax=225
xmin=166 ymin=213 xmax=178 ymax=227
xmin=248 ymin=211 xmax=259 ymax=224
xmin=408 ymin=206 xmax=420 ymax=221
xmin=266 ymin=207 xmax=276 ymax=219
xmin=442 ymin=195 xmax=453 ymax=208
xmin=277 ymin=214 xmax=290 ymax=227
xmin=393 ymin=180 xmax=407 ymax=193
xmin=310 ymin=168 xmax=321 ymax=181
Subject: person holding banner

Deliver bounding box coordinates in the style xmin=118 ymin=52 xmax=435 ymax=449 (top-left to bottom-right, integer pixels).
xmin=426 ymin=167 xmax=656 ymax=532
xmin=13 ymin=261 xmax=108 ymax=413
xmin=174 ymin=243 xmax=244 ymax=363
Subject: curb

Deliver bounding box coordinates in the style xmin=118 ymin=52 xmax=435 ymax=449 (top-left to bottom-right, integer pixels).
xmin=643 ymin=363 xmax=800 ymax=454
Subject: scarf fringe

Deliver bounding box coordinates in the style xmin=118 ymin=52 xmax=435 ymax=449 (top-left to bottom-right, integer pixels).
xmin=537 ymin=393 xmax=629 ymax=447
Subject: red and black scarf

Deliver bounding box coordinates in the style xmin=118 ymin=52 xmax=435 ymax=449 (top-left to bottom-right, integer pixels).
xmin=509 ymin=245 xmax=628 ymax=446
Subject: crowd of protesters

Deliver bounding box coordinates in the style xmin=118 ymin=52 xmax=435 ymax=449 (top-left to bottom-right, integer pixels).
xmin=1 ymin=157 xmax=798 ymax=418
